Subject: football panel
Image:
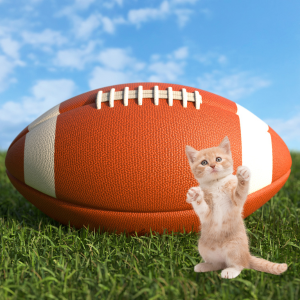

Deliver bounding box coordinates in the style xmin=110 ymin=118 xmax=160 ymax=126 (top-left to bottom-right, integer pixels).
xmin=24 ymin=116 xmax=57 ymax=198
xmin=7 ymin=126 xmax=29 ymax=152
xmin=6 ymin=168 xmax=290 ymax=234
xmin=28 ymin=104 xmax=60 ymax=132
xmin=243 ymin=169 xmax=290 ymax=217
xmin=236 ymin=103 xmax=272 ymax=194
xmin=7 ymin=170 xmax=199 ymax=235
xmin=268 ymin=126 xmax=292 ymax=182
xmin=5 ymin=135 xmax=25 ymax=183
xmin=54 ymin=99 xmax=242 ymax=213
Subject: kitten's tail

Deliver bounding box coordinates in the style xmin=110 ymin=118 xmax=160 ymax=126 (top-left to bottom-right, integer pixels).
xmin=249 ymin=256 xmax=287 ymax=275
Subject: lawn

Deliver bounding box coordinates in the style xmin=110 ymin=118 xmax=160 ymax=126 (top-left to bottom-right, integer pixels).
xmin=0 ymin=150 xmax=299 ymax=300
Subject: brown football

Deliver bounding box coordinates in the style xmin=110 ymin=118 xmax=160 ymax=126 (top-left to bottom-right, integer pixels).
xmin=5 ymin=82 xmax=292 ymax=234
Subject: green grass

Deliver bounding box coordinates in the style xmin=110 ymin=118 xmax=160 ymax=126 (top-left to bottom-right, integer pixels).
xmin=0 ymin=151 xmax=299 ymax=300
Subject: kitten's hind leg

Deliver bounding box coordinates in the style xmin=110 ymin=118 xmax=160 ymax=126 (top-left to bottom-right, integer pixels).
xmin=221 ymin=267 xmax=243 ymax=279
xmin=194 ymin=262 xmax=226 ymax=273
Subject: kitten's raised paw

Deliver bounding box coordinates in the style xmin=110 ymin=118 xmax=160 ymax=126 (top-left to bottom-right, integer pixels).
xmin=236 ymin=166 xmax=251 ymax=182
xmin=186 ymin=186 xmax=202 ymax=203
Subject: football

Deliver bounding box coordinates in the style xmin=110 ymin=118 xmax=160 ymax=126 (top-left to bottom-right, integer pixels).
xmin=5 ymin=82 xmax=292 ymax=235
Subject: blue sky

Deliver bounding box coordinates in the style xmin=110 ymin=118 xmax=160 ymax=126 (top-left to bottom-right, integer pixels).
xmin=0 ymin=0 xmax=299 ymax=151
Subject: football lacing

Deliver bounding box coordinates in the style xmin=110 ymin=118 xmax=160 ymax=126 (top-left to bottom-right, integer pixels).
xmin=96 ymin=85 xmax=202 ymax=109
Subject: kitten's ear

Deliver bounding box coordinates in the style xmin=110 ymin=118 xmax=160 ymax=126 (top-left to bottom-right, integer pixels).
xmin=186 ymin=145 xmax=198 ymax=167
xmin=218 ymin=136 xmax=231 ymax=155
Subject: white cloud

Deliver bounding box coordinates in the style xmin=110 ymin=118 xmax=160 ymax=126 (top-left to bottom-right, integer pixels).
xmin=196 ymin=71 xmax=271 ymax=100
xmin=59 ymin=0 xmax=123 ymax=12
xmin=0 ymin=53 xmax=24 ymax=93
xmin=81 ymin=14 xmax=102 ymax=38
xmin=170 ymin=46 xmax=188 ymax=60
xmin=101 ymin=17 xmax=115 ymax=34
xmin=200 ymin=8 xmax=212 ymax=18
xmin=54 ymin=41 xmax=96 ymax=70
xmin=72 ymin=14 xmax=101 ymax=39
xmin=89 ymin=66 xmax=142 ymax=89
xmin=174 ymin=9 xmax=193 ymax=27
xmin=151 ymin=54 xmax=161 ymax=61
xmin=218 ymin=55 xmax=227 ymax=64
xmin=22 ymin=29 xmax=67 ymax=48
xmin=98 ymin=48 xmax=145 ymax=71
xmin=264 ymin=112 xmax=300 ymax=145
xmin=74 ymin=0 xmax=96 ymax=10
xmin=148 ymin=61 xmax=185 ymax=82
xmin=128 ymin=0 xmax=197 ymax=28
xmin=54 ymin=45 xmax=145 ymax=72
xmin=67 ymin=13 xmax=126 ymax=38
xmin=128 ymin=1 xmax=170 ymax=27
xmin=195 ymin=51 xmax=228 ymax=65
xmin=89 ymin=45 xmax=189 ymax=90
xmin=101 ymin=16 xmax=126 ymax=34
xmin=0 ymin=37 xmax=21 ymax=59
xmin=148 ymin=46 xmax=188 ymax=82
xmin=60 ymin=0 xmax=195 ymax=37
xmin=56 ymin=0 xmax=121 ymax=25
xmin=23 ymin=0 xmax=44 ymax=12
xmin=92 ymin=46 xmax=188 ymax=86
xmin=0 ymin=19 xmax=26 ymax=38
xmin=0 ymin=33 xmax=25 ymax=92
xmin=171 ymin=0 xmax=198 ymax=4
xmin=148 ymin=62 xmax=184 ymax=82
xmin=91 ymin=46 xmax=188 ymax=86
xmin=103 ymin=0 xmax=123 ymax=9
xmin=0 ymin=55 xmax=15 ymax=92
xmin=0 ymin=79 xmax=76 ymax=125
xmin=89 ymin=48 xmax=146 ymax=88
xmin=58 ymin=0 xmax=96 ymax=15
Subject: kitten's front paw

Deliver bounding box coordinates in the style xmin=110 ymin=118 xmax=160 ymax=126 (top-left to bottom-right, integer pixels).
xmin=186 ymin=187 xmax=202 ymax=203
xmin=236 ymin=166 xmax=251 ymax=182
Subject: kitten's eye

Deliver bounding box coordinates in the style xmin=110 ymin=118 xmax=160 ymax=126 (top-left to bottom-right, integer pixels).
xmin=216 ymin=157 xmax=222 ymax=162
xmin=201 ymin=160 xmax=208 ymax=166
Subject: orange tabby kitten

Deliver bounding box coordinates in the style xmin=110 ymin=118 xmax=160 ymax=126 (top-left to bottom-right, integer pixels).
xmin=185 ymin=136 xmax=287 ymax=279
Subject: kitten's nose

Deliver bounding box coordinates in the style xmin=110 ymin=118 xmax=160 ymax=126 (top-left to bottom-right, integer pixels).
xmin=210 ymin=165 xmax=215 ymax=169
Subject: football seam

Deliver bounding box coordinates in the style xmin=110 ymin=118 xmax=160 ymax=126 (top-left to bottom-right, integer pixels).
xmin=96 ymin=85 xmax=202 ymax=109
xmin=26 ymin=86 xmax=203 ymax=134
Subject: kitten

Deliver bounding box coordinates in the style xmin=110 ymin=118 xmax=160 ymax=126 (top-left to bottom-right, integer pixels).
xmin=185 ymin=136 xmax=288 ymax=279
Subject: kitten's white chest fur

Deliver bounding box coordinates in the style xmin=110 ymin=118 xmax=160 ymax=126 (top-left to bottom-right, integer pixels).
xmin=198 ymin=174 xmax=237 ymax=228
xmin=197 ymin=175 xmax=238 ymax=264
